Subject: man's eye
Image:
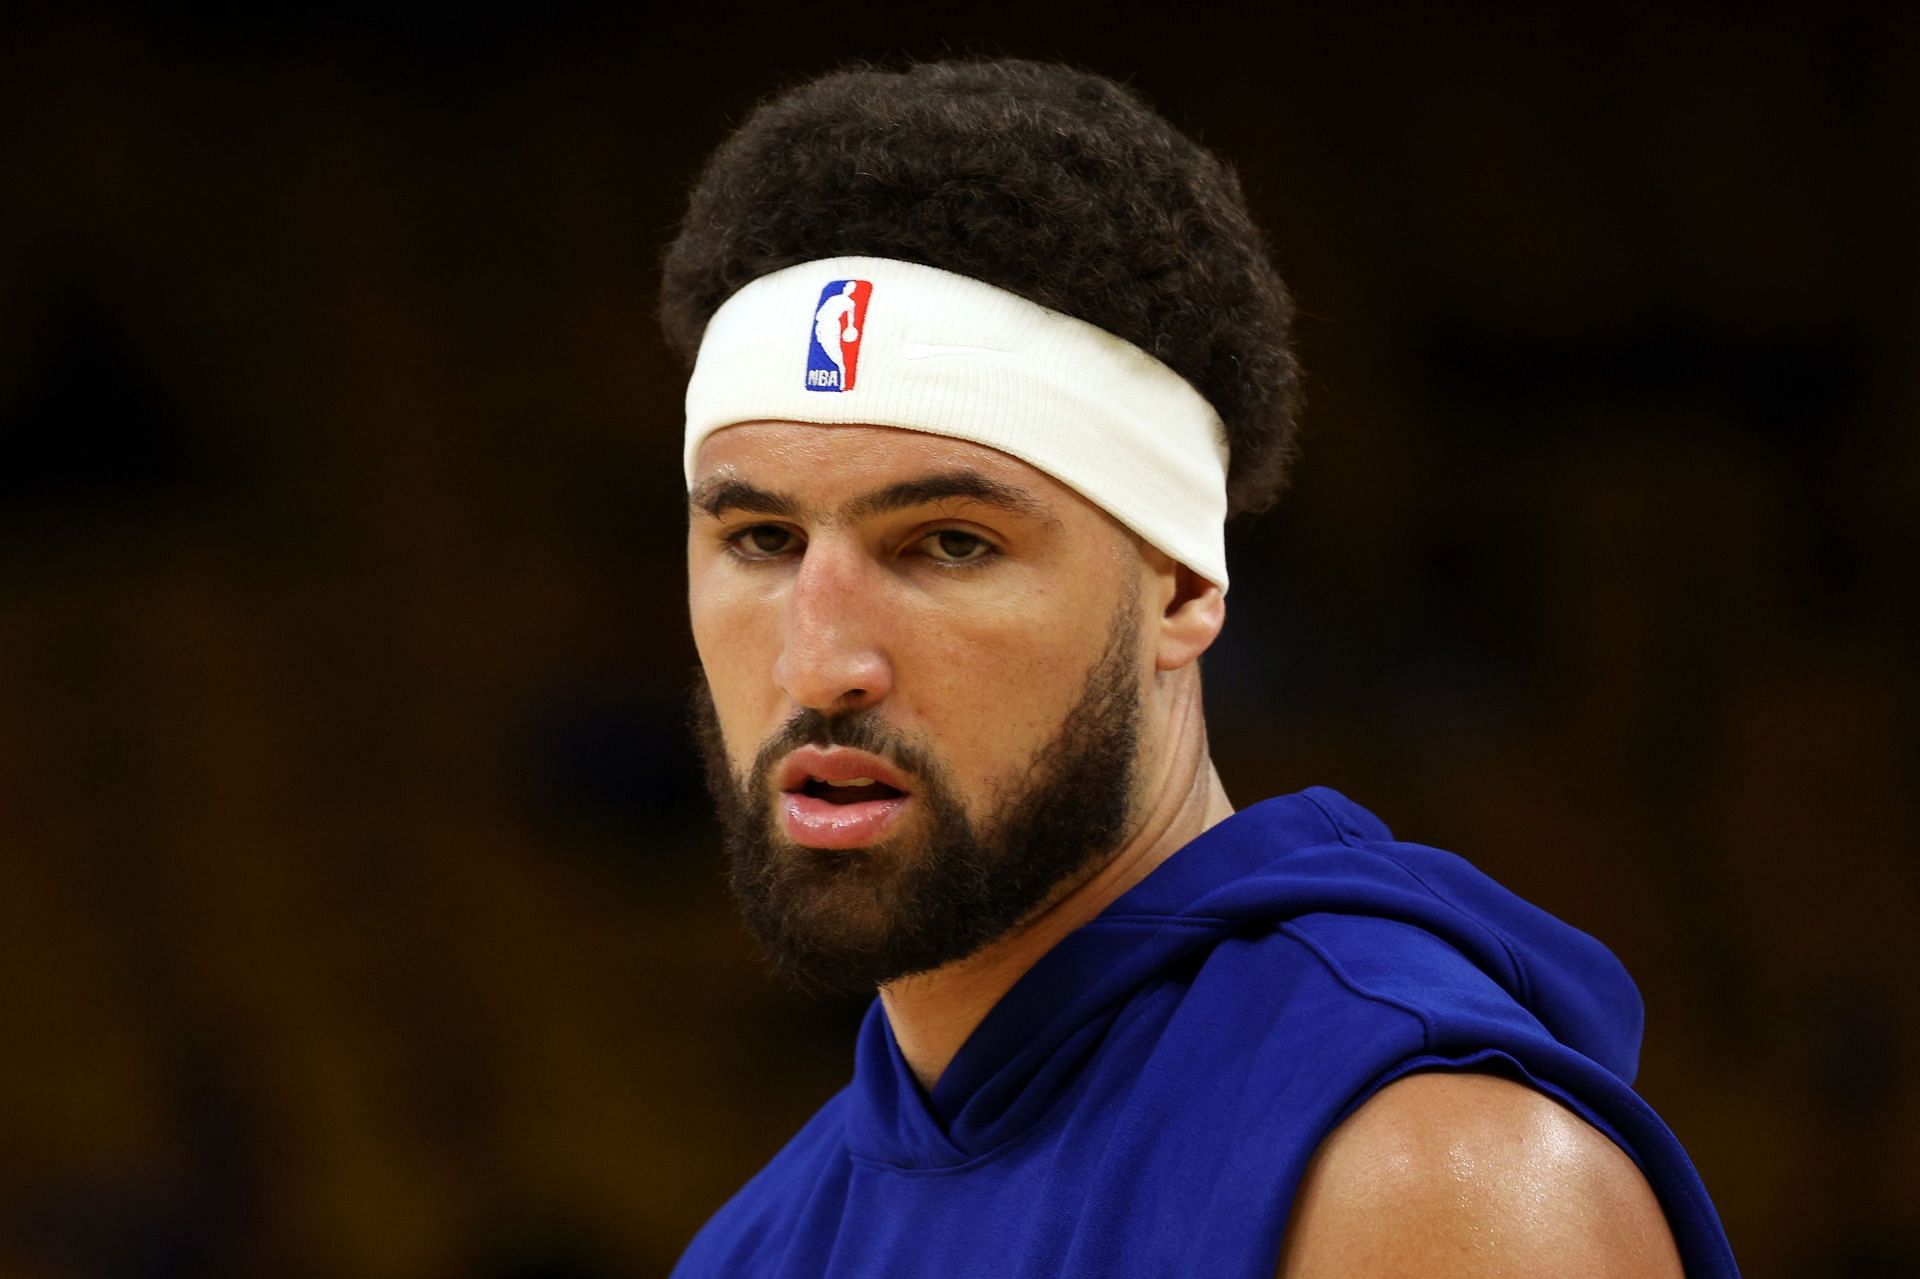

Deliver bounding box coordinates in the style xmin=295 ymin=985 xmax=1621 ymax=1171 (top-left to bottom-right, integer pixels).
xmin=923 ymin=529 xmax=994 ymax=564
xmin=733 ymin=525 xmax=799 ymax=557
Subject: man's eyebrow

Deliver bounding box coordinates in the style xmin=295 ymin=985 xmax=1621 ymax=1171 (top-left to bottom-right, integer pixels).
xmin=689 ymin=478 xmax=801 ymax=520
xmin=842 ymin=470 xmax=1059 ymax=525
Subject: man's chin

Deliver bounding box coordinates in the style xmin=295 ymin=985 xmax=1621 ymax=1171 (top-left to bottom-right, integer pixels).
xmin=736 ymin=879 xmax=963 ymax=997
xmin=728 ymin=825 xmax=1002 ymax=996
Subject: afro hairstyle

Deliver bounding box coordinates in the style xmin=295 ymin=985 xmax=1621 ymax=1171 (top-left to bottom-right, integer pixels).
xmin=659 ymin=57 xmax=1302 ymax=518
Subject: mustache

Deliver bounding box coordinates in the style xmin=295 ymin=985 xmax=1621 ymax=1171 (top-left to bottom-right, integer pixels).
xmin=748 ymin=705 xmax=938 ymax=788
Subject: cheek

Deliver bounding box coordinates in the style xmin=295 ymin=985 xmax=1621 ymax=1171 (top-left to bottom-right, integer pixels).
xmin=897 ymin=597 xmax=1117 ymax=785
xmin=688 ymin=570 xmax=787 ymax=760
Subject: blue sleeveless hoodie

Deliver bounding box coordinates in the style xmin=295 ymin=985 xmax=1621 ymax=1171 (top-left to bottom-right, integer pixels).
xmin=672 ymin=787 xmax=1740 ymax=1277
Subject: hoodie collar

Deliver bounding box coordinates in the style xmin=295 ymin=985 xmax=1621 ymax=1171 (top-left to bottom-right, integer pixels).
xmin=842 ymin=787 xmax=1639 ymax=1168
xmin=845 ymin=790 xmax=1360 ymax=1166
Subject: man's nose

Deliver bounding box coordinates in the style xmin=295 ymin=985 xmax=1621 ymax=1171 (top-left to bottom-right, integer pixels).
xmin=773 ymin=540 xmax=894 ymax=714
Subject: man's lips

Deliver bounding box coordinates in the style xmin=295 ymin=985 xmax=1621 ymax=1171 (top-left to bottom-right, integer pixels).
xmin=775 ymin=745 xmax=913 ymax=795
xmin=776 ymin=745 xmax=914 ymax=850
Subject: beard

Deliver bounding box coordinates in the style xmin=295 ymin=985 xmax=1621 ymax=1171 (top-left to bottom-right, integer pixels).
xmin=690 ymin=592 xmax=1143 ymax=998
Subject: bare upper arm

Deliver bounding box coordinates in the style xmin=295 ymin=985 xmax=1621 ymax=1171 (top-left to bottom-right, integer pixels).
xmin=1276 ymin=1070 xmax=1687 ymax=1278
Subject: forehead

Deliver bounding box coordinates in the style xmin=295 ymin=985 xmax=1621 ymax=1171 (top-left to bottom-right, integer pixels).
xmin=690 ymin=421 xmax=1108 ymax=526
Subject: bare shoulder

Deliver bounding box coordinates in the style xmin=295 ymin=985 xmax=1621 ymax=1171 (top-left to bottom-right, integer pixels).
xmin=1276 ymin=1070 xmax=1686 ymax=1278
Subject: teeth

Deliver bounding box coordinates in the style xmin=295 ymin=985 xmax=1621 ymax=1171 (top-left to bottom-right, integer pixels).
xmin=839 ymin=777 xmax=876 ymax=787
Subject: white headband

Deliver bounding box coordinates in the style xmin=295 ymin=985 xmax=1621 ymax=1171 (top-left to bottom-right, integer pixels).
xmin=682 ymin=255 xmax=1230 ymax=590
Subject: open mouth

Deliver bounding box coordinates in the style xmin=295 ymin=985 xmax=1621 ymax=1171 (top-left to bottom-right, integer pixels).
xmin=777 ymin=747 xmax=915 ymax=849
xmin=800 ymin=776 xmax=908 ymax=805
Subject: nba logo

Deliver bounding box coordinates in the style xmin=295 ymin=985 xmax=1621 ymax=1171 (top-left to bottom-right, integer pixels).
xmin=805 ymin=279 xmax=873 ymax=392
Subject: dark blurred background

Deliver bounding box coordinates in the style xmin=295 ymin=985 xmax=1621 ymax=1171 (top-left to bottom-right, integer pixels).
xmin=1 ymin=4 xmax=1914 ymax=1276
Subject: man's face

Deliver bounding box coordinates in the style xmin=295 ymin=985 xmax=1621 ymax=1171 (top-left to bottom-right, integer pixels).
xmin=687 ymin=422 xmax=1153 ymax=996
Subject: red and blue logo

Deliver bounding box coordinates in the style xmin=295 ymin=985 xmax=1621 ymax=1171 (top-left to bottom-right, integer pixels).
xmin=805 ymin=279 xmax=872 ymax=392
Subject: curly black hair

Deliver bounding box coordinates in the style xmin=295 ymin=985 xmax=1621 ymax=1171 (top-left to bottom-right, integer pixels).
xmin=659 ymin=57 xmax=1302 ymax=517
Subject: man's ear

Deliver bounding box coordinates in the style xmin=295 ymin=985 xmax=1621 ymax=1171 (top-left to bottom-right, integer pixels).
xmin=1148 ymin=553 xmax=1227 ymax=672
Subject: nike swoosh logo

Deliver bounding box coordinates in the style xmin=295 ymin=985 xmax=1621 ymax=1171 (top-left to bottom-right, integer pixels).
xmin=899 ymin=341 xmax=1013 ymax=360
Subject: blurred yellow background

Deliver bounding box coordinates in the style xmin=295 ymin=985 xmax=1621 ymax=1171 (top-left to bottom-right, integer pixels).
xmin=1 ymin=7 xmax=1914 ymax=1276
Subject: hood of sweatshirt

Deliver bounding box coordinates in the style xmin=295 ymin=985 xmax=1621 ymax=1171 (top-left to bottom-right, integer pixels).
xmin=844 ymin=786 xmax=1645 ymax=1167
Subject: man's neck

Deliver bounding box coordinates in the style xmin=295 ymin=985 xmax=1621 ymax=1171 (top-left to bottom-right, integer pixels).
xmin=878 ymin=677 xmax=1232 ymax=1094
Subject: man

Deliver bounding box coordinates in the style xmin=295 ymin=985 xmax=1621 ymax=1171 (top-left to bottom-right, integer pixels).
xmin=660 ymin=58 xmax=1739 ymax=1277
